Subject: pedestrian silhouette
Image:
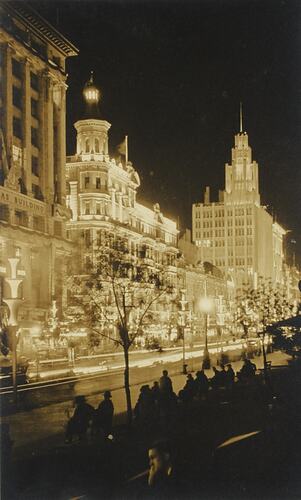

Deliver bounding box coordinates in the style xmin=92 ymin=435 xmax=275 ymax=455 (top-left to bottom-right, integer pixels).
xmin=159 ymin=370 xmax=173 ymax=395
xmin=65 ymin=395 xmax=94 ymax=443
xmin=94 ymin=390 xmax=114 ymax=438
xmin=195 ymin=370 xmax=209 ymax=397
xmin=135 ymin=385 xmax=156 ymax=426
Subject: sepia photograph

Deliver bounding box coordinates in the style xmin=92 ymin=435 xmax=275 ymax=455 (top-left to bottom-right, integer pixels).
xmin=0 ymin=0 xmax=300 ymax=498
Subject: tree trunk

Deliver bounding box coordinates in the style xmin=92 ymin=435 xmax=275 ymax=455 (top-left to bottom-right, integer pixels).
xmin=123 ymin=346 xmax=132 ymax=427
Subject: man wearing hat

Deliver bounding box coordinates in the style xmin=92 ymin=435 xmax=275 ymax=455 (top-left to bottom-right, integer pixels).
xmin=94 ymin=390 xmax=114 ymax=438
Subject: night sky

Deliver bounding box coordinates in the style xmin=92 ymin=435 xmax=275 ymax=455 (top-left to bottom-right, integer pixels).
xmin=32 ymin=0 xmax=300 ymax=263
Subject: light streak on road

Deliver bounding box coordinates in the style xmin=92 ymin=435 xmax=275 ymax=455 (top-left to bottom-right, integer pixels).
xmin=0 ymin=339 xmax=255 ymax=395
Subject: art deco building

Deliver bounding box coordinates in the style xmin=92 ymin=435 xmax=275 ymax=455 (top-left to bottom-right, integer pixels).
xmin=0 ymin=2 xmax=78 ymax=350
xmin=192 ymin=111 xmax=286 ymax=289
xmin=66 ymin=76 xmax=179 ymax=340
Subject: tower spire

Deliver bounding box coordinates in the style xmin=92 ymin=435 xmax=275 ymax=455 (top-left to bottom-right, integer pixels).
xmin=239 ymin=101 xmax=243 ymax=133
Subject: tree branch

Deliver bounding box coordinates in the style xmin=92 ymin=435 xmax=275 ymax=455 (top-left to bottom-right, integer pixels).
xmin=112 ymin=277 xmax=125 ymax=328
xmin=89 ymin=325 xmax=122 ymax=346
xmin=129 ymin=287 xmax=167 ymax=345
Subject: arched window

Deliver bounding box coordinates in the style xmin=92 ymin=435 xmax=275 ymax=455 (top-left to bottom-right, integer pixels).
xmin=85 ymin=138 xmax=90 ymax=153
xmin=95 ymin=138 xmax=100 ymax=153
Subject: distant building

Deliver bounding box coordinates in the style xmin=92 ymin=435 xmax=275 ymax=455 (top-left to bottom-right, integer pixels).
xmin=192 ymin=108 xmax=286 ymax=288
xmin=178 ymin=229 xmax=235 ymax=342
xmin=283 ymin=264 xmax=301 ymax=303
xmin=0 ymin=2 xmax=78 ymax=350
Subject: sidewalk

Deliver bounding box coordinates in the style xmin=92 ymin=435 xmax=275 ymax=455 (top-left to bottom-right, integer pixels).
xmin=1 ymin=351 xmax=289 ymax=459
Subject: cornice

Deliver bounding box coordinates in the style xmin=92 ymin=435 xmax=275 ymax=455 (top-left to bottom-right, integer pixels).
xmin=1 ymin=1 xmax=79 ymax=57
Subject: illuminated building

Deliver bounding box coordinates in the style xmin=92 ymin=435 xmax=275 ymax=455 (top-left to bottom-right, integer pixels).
xmin=66 ymin=76 xmax=179 ymax=342
xmin=178 ymin=229 xmax=235 ymax=341
xmin=192 ymin=107 xmax=286 ymax=288
xmin=0 ymin=2 xmax=78 ymax=350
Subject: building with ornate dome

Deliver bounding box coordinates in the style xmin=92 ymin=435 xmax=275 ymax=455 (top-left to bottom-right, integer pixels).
xmin=65 ymin=75 xmax=179 ymax=342
xmin=0 ymin=2 xmax=78 ymax=351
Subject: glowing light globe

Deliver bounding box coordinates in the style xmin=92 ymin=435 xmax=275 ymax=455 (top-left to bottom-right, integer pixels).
xmin=83 ymin=71 xmax=101 ymax=104
xmin=199 ymin=296 xmax=215 ymax=314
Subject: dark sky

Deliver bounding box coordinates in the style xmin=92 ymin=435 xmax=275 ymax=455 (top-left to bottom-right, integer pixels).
xmin=32 ymin=0 xmax=300 ymax=264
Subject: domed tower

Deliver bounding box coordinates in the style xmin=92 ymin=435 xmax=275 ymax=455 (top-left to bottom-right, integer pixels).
xmin=74 ymin=72 xmax=111 ymax=156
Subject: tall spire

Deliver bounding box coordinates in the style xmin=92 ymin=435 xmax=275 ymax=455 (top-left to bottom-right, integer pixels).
xmin=239 ymin=101 xmax=243 ymax=133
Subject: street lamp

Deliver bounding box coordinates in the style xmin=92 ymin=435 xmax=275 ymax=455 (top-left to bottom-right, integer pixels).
xmin=3 ymin=253 xmax=24 ymax=406
xmin=199 ymin=283 xmax=215 ymax=370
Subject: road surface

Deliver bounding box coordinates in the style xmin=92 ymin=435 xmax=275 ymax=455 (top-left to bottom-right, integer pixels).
xmin=0 ymin=350 xmax=290 ymax=460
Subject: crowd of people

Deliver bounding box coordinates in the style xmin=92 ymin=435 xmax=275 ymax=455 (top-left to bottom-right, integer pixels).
xmin=64 ymin=360 xmax=258 ymax=444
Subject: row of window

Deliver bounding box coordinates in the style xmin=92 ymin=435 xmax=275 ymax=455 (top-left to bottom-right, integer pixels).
xmin=12 ymin=86 xmax=38 ymax=115
xmin=83 ymin=176 xmax=107 ymax=190
xmin=12 ymin=59 xmax=39 ymax=91
xmin=83 ymin=138 xmax=101 ymax=154
xmin=0 ymin=205 xmax=46 ymax=234
xmin=195 ymin=217 xmax=253 ymax=229
xmin=84 ymin=230 xmax=177 ymax=266
xmin=84 ymin=201 xmax=108 ymax=216
xmin=32 ymin=183 xmax=44 ymax=201
xmin=82 ymin=204 xmax=174 ymax=244
xmin=195 ymin=207 xmax=253 ymax=218
xmin=196 ymin=229 xmax=253 ymax=241
xmin=13 ymin=118 xmax=39 ymax=147
xmin=32 ymin=156 xmax=39 ymax=176
xmin=228 ymin=257 xmax=253 ymax=266
xmin=12 ymin=58 xmax=22 ymax=79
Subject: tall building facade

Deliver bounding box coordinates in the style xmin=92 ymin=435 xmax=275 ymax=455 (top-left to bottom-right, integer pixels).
xmin=192 ymin=113 xmax=286 ymax=288
xmin=66 ymin=77 xmax=179 ymax=341
xmin=0 ymin=2 xmax=78 ymax=350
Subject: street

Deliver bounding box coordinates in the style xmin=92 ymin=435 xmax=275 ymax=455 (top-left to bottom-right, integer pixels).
xmin=0 ymin=350 xmax=289 ymax=457
xmin=1 ymin=339 xmax=257 ymax=410
xmin=2 ymin=350 xmax=301 ymax=500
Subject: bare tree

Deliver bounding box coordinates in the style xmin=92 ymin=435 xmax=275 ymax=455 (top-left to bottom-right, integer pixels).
xmin=68 ymin=230 xmax=175 ymax=425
